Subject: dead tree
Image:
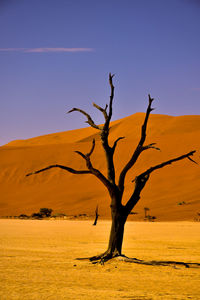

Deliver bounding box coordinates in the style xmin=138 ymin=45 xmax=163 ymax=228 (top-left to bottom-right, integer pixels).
xmin=144 ymin=207 xmax=150 ymax=219
xmin=26 ymin=74 xmax=197 ymax=263
xmin=93 ymin=205 xmax=99 ymax=226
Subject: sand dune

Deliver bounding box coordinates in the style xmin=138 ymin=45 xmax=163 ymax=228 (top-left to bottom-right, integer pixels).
xmin=0 ymin=113 xmax=200 ymax=220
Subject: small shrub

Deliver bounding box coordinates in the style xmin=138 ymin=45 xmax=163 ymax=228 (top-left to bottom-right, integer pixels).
xmin=178 ymin=201 xmax=186 ymax=205
xmin=31 ymin=213 xmax=43 ymax=219
xmin=18 ymin=214 xmax=29 ymax=219
xmin=144 ymin=215 xmax=157 ymax=222
xmin=39 ymin=208 xmax=53 ymax=218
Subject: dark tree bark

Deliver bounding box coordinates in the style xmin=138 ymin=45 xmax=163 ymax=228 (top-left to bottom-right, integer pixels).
xmin=26 ymin=74 xmax=197 ymax=263
xmin=107 ymin=205 xmax=127 ymax=256
xmin=93 ymin=205 xmax=99 ymax=226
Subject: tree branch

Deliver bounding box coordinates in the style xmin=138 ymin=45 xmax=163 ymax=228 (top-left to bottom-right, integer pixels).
xmin=66 ymin=74 xmax=116 ymax=187
xmin=75 ymin=150 xmax=87 ymax=160
xmin=26 ymin=162 xmax=112 ymax=192
xmin=67 ymin=74 xmax=119 ymax=187
xmin=112 ymin=137 xmax=125 ymax=152
xmin=142 ymin=143 xmax=160 ymax=151
xmin=74 ymin=139 xmax=113 ymax=191
xmin=87 ymin=138 xmax=95 ymax=157
xmin=96 ymin=73 xmax=116 ymax=184
xmin=187 ymin=156 xmax=198 ymax=164
xmin=93 ymin=102 xmax=108 ymax=121
xmin=106 ymin=73 xmax=115 ymax=128
xmin=26 ymin=164 xmax=91 ymax=177
xmin=67 ymin=108 xmax=101 ymax=130
xmin=136 ymin=150 xmax=196 ymax=179
xmin=75 ymin=139 xmax=95 ymax=161
xmin=118 ymin=94 xmax=155 ymax=192
xmin=125 ymin=150 xmax=196 ymax=214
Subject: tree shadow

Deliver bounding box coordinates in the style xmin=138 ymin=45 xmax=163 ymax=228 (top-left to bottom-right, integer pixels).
xmin=77 ymin=255 xmax=200 ymax=268
xmin=113 ymin=256 xmax=200 ymax=268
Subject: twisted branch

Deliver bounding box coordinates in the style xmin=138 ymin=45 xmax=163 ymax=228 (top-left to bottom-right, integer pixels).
xmin=74 ymin=139 xmax=112 ymax=191
xmin=137 ymin=150 xmax=196 ymax=179
xmin=125 ymin=150 xmax=196 ymax=214
xmin=118 ymin=94 xmax=155 ymax=192
xmin=112 ymin=137 xmax=125 ymax=152
xmin=97 ymin=74 xmax=116 ymax=184
xmin=67 ymin=108 xmax=101 ymax=130
xmin=105 ymin=73 xmax=115 ymax=130
xmin=93 ymin=102 xmax=108 ymax=121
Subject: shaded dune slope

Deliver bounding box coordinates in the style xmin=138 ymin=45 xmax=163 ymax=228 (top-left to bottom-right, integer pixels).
xmin=0 ymin=113 xmax=200 ymax=220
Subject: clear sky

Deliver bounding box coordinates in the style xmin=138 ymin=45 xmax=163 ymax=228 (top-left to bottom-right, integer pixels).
xmin=0 ymin=0 xmax=200 ymax=145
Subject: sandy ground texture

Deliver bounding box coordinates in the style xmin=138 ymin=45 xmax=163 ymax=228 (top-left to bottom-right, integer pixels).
xmin=0 ymin=220 xmax=200 ymax=300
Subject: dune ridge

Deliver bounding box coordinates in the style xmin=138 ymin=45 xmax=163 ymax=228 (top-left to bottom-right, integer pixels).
xmin=0 ymin=113 xmax=200 ymax=220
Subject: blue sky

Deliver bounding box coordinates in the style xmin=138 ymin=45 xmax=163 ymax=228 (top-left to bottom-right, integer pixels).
xmin=0 ymin=0 xmax=200 ymax=145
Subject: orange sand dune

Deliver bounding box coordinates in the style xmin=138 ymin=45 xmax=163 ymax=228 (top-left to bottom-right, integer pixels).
xmin=0 ymin=113 xmax=200 ymax=220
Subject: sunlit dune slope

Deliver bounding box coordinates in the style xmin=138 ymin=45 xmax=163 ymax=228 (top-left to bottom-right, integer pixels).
xmin=1 ymin=113 xmax=200 ymax=220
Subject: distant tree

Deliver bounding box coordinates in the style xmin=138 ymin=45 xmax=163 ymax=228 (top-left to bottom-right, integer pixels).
xmin=31 ymin=212 xmax=43 ymax=219
xmin=144 ymin=207 xmax=150 ymax=218
xmin=93 ymin=205 xmax=99 ymax=226
xmin=26 ymin=74 xmax=196 ymax=263
xmin=18 ymin=214 xmax=29 ymax=219
xmin=39 ymin=208 xmax=53 ymax=218
xmin=194 ymin=212 xmax=200 ymax=222
xmin=146 ymin=215 xmax=156 ymax=222
xmin=143 ymin=208 xmax=156 ymax=221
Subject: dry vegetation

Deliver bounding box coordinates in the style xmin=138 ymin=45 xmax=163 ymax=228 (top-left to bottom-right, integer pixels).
xmin=0 ymin=219 xmax=200 ymax=299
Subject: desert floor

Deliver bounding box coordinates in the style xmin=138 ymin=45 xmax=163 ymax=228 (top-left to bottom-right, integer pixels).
xmin=0 ymin=220 xmax=200 ymax=300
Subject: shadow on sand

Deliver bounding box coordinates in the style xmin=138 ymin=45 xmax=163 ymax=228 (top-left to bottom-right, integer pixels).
xmin=77 ymin=255 xmax=200 ymax=268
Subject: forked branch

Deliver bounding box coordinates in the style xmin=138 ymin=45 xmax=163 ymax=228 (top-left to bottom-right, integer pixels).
xmin=74 ymin=139 xmax=113 ymax=191
xmin=96 ymin=73 xmax=116 ymax=184
xmin=138 ymin=150 xmax=196 ymax=179
xmin=26 ymin=161 xmax=111 ymax=192
xmin=118 ymin=94 xmax=155 ymax=192
xmin=75 ymin=139 xmax=95 ymax=160
xmin=104 ymin=73 xmax=115 ymax=131
xmin=93 ymin=102 xmax=108 ymax=121
xmin=108 ymin=73 xmax=115 ymax=116
xmin=75 ymin=139 xmax=96 ymax=169
xmin=125 ymin=150 xmax=196 ymax=213
xmin=26 ymin=138 xmax=112 ymax=191
xmin=67 ymin=75 xmax=117 ymax=185
xmin=112 ymin=137 xmax=125 ymax=152
xmin=67 ymin=108 xmax=101 ymax=130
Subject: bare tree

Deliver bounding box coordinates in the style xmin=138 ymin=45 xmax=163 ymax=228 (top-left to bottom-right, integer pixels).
xmin=144 ymin=207 xmax=150 ymax=219
xmin=93 ymin=205 xmax=99 ymax=226
xmin=27 ymin=74 xmax=196 ymax=263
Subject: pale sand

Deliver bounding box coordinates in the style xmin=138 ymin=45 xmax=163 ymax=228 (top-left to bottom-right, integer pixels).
xmin=0 ymin=220 xmax=200 ymax=299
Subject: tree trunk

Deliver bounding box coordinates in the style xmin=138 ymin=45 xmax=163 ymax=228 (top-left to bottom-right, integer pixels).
xmin=106 ymin=208 xmax=127 ymax=257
